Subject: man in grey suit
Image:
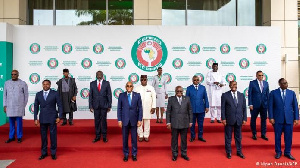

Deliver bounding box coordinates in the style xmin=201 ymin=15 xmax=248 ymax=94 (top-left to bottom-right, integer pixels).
xmin=221 ymin=81 xmax=247 ymax=159
xmin=166 ymin=86 xmax=193 ymax=161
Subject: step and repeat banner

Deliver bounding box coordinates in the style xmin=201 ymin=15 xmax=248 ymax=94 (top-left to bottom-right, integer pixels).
xmin=12 ymin=26 xmax=280 ymax=119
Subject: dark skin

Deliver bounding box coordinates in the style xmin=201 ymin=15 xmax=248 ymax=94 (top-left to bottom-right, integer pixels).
xmin=222 ymin=81 xmax=246 ymax=126
xmin=212 ymin=65 xmax=224 ymax=87
xmin=269 ymin=79 xmax=299 ymax=126
xmin=156 ymin=68 xmax=168 ymax=122
xmin=192 ymin=76 xmax=209 ymax=113
xmin=141 ymin=77 xmax=155 ymax=114
xmin=63 ymin=71 xmax=76 ymax=101
xmin=249 ymin=72 xmax=264 ymax=111
xmin=4 ymin=70 xmax=19 ymax=113
xmin=34 ymin=81 xmax=60 ymax=126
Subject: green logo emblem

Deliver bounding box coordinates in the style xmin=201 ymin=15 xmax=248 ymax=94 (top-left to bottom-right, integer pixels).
xmin=206 ymin=58 xmax=216 ymax=69
xmin=256 ymin=44 xmax=267 ymax=54
xmin=30 ymin=43 xmax=40 ymax=54
xmin=220 ymin=44 xmax=230 ymax=54
xmin=128 ymin=73 xmax=139 ymax=84
xmin=113 ymin=88 xmax=124 ymax=99
xmin=115 ymin=58 xmax=126 ymax=69
xmin=80 ymin=88 xmax=90 ymax=99
xmin=29 ymin=73 xmax=40 ymax=84
xmin=239 ymin=58 xmax=250 ymax=69
xmin=243 ymin=87 xmax=249 ymax=99
xmin=263 ymin=73 xmax=268 ymax=81
xmin=81 ymin=58 xmax=93 ymax=69
xmin=62 ymin=43 xmax=72 ymax=54
xmin=194 ymin=73 xmax=205 ymax=84
xmin=29 ymin=103 xmax=34 ymax=114
xmin=93 ymin=43 xmax=104 ymax=54
xmin=163 ymin=73 xmax=172 ymax=84
xmin=226 ymin=73 xmax=236 ymax=83
xmin=172 ymin=58 xmax=183 ymax=69
xmin=47 ymin=58 xmax=59 ymax=69
xmin=131 ymin=35 xmax=168 ymax=72
xmin=189 ymin=43 xmax=200 ymax=54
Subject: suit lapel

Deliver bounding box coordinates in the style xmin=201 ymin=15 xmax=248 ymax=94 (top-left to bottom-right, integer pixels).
xmin=254 ymin=80 xmax=261 ymax=92
xmin=229 ymin=91 xmax=237 ymax=107
xmin=45 ymin=90 xmax=52 ymax=102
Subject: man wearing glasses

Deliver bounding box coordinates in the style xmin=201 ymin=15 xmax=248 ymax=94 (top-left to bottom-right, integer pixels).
xmin=186 ymin=75 xmax=209 ymax=142
xmin=248 ymin=70 xmax=269 ymax=141
xmin=117 ymin=82 xmax=143 ymax=162
xmin=134 ymin=75 xmax=156 ymax=142
xmin=3 ymin=70 xmax=28 ymax=143
xmin=166 ymin=86 xmax=193 ymax=161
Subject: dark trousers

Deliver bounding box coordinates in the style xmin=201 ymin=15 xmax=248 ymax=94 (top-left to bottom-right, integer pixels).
xmin=171 ymin=128 xmax=188 ymax=157
xmin=225 ymin=123 xmax=242 ymax=154
xmin=250 ymin=106 xmax=267 ymax=136
xmin=40 ymin=123 xmax=57 ymax=155
xmin=273 ymin=123 xmax=293 ymax=155
xmin=190 ymin=113 xmax=205 ymax=139
xmin=62 ymin=112 xmax=73 ymax=122
xmin=94 ymin=108 xmax=107 ymax=138
xmin=122 ymin=121 xmax=138 ymax=156
xmin=9 ymin=117 xmax=23 ymax=139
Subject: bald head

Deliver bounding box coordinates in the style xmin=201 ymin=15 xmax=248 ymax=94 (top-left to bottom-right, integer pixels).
xmin=11 ymin=70 xmax=19 ymax=81
xmin=126 ymin=81 xmax=134 ymax=93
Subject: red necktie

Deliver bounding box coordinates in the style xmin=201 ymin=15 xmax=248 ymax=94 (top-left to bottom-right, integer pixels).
xmin=98 ymin=81 xmax=101 ymax=91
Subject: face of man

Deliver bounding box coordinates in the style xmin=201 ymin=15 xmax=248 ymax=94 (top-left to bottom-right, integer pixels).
xmin=157 ymin=68 xmax=162 ymax=75
xmin=279 ymin=79 xmax=288 ymax=90
xmin=229 ymin=81 xmax=237 ymax=92
xmin=63 ymin=72 xmax=69 ymax=78
xmin=175 ymin=87 xmax=183 ymax=97
xmin=212 ymin=65 xmax=218 ymax=72
xmin=192 ymin=76 xmax=199 ymax=85
xmin=43 ymin=81 xmax=51 ymax=91
xmin=141 ymin=77 xmax=147 ymax=86
xmin=256 ymin=72 xmax=264 ymax=81
xmin=96 ymin=71 xmax=103 ymax=80
xmin=11 ymin=71 xmax=19 ymax=81
xmin=126 ymin=82 xmax=134 ymax=93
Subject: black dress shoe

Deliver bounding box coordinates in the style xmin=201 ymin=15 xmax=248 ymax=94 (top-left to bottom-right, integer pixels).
xmin=123 ymin=156 xmax=128 ymax=162
xmin=103 ymin=138 xmax=108 ymax=143
xmin=172 ymin=156 xmax=177 ymax=161
xmin=252 ymin=134 xmax=257 ymax=140
xmin=284 ymin=154 xmax=295 ymax=160
xmin=189 ymin=137 xmax=195 ymax=142
xmin=181 ymin=155 xmax=190 ymax=161
xmin=261 ymin=135 xmax=268 ymax=141
xmin=17 ymin=138 xmax=22 ymax=143
xmin=69 ymin=121 xmax=73 ymax=125
xmin=92 ymin=137 xmax=100 ymax=143
xmin=38 ymin=154 xmax=48 ymax=160
xmin=210 ymin=120 xmax=215 ymax=123
xmin=51 ymin=154 xmax=57 ymax=160
xmin=198 ymin=137 xmax=206 ymax=142
xmin=227 ymin=153 xmax=231 ymax=159
xmin=275 ymin=153 xmax=281 ymax=159
xmin=61 ymin=121 xmax=67 ymax=126
xmin=237 ymin=152 xmax=245 ymax=159
xmin=5 ymin=138 xmax=15 ymax=143
xmin=217 ymin=120 xmax=222 ymax=123
xmin=132 ymin=155 xmax=137 ymax=161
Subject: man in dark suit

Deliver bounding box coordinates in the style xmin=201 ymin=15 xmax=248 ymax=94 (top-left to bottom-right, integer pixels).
xmin=166 ymin=86 xmax=193 ymax=161
xmin=56 ymin=69 xmax=77 ymax=126
xmin=89 ymin=71 xmax=112 ymax=143
xmin=117 ymin=81 xmax=143 ymax=162
xmin=268 ymin=78 xmax=299 ymax=160
xmin=186 ymin=75 xmax=209 ymax=142
xmin=221 ymin=81 xmax=247 ymax=159
xmin=248 ymin=70 xmax=269 ymax=140
xmin=34 ymin=80 xmax=63 ymax=160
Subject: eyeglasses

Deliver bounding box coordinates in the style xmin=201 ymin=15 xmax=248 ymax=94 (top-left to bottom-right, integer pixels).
xmin=176 ymin=90 xmax=183 ymax=93
xmin=258 ymin=75 xmax=264 ymax=76
xmin=141 ymin=79 xmax=147 ymax=81
xmin=126 ymin=85 xmax=133 ymax=88
xmin=11 ymin=74 xmax=18 ymax=76
xmin=193 ymin=79 xmax=199 ymax=81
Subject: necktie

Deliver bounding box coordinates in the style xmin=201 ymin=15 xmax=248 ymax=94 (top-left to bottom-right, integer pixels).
xmin=233 ymin=92 xmax=237 ymax=107
xmin=282 ymin=90 xmax=285 ymax=102
xmin=44 ymin=92 xmax=48 ymax=100
xmin=128 ymin=93 xmax=131 ymax=106
xmin=98 ymin=81 xmax=101 ymax=92
xmin=178 ymin=97 xmax=182 ymax=105
xmin=195 ymin=85 xmax=198 ymax=90
xmin=260 ymin=81 xmax=263 ymax=92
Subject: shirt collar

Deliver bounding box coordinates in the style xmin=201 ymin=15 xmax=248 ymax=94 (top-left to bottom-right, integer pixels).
xmin=279 ymin=88 xmax=286 ymax=92
xmin=43 ymin=89 xmax=50 ymax=93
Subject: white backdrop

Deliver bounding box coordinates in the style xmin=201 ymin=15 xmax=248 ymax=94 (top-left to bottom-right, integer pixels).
xmin=11 ymin=26 xmax=280 ymax=119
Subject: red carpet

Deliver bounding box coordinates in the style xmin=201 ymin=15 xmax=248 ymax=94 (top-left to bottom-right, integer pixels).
xmin=0 ymin=118 xmax=299 ymax=168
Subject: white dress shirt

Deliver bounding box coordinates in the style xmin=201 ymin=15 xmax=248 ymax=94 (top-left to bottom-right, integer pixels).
xmin=231 ymin=91 xmax=238 ymax=104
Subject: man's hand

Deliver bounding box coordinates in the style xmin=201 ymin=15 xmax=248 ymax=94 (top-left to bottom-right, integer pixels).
xmin=118 ymin=121 xmax=122 ymax=128
xmin=269 ymin=119 xmax=275 ymax=125
xmin=167 ymin=124 xmax=171 ymax=129
xmin=34 ymin=120 xmax=39 ymax=126
xmin=90 ymin=108 xmax=94 ymax=113
xmin=165 ymin=94 xmax=168 ymax=99
xmin=150 ymin=108 xmax=155 ymax=114
xmin=242 ymin=121 xmax=247 ymax=125
xmin=222 ymin=120 xmax=226 ymax=126
xmin=72 ymin=96 xmax=76 ymax=101
xmin=107 ymin=108 xmax=111 ymax=113
xmin=189 ymin=123 xmax=193 ymax=128
xmin=249 ymin=106 xmax=253 ymax=111
xmin=137 ymin=121 xmax=142 ymax=127
xmin=294 ymin=120 xmax=299 ymax=126
xmin=3 ymin=106 xmax=6 ymax=113
xmin=56 ymin=118 xmax=60 ymax=124
xmin=219 ymin=84 xmax=224 ymax=87
xmin=205 ymin=108 xmax=209 ymax=113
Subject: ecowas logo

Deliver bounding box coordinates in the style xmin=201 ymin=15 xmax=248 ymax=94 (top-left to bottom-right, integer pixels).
xmin=80 ymin=88 xmax=90 ymax=99
xmin=256 ymin=44 xmax=267 ymax=54
xmin=47 ymin=58 xmax=59 ymax=69
xmin=163 ymin=73 xmax=172 ymax=84
xmin=206 ymin=58 xmax=216 ymax=69
xmin=263 ymin=73 xmax=268 ymax=81
xmin=113 ymin=88 xmax=124 ymax=99
xmin=172 ymin=58 xmax=183 ymax=69
xmin=30 ymin=43 xmax=40 ymax=54
xmin=29 ymin=103 xmax=34 ymax=114
xmin=220 ymin=44 xmax=230 ymax=54
xmin=194 ymin=73 xmax=205 ymax=84
xmin=115 ymin=58 xmax=126 ymax=69
xmin=128 ymin=73 xmax=139 ymax=84
xmin=62 ymin=43 xmax=72 ymax=54
xmin=81 ymin=58 xmax=93 ymax=69
xmin=243 ymin=87 xmax=249 ymax=99
xmin=131 ymin=35 xmax=168 ymax=72
xmin=93 ymin=43 xmax=104 ymax=54
xmin=239 ymin=58 xmax=250 ymax=69
xmin=29 ymin=73 xmax=40 ymax=84
xmin=225 ymin=73 xmax=236 ymax=83
xmin=189 ymin=43 xmax=200 ymax=54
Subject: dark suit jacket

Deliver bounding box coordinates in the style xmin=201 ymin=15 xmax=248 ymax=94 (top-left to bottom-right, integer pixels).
xmin=221 ymin=91 xmax=247 ymax=126
xmin=89 ymin=80 xmax=112 ymax=109
xmin=166 ymin=96 xmax=193 ymax=129
xmin=248 ymin=80 xmax=269 ymax=108
xmin=56 ymin=77 xmax=78 ymax=98
xmin=34 ymin=90 xmax=63 ymax=124
xmin=186 ymin=84 xmax=209 ymax=113
xmin=268 ymin=88 xmax=299 ymax=124
xmin=117 ymin=92 xmax=143 ymax=126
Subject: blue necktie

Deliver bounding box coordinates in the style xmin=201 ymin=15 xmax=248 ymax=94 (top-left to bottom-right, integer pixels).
xmin=44 ymin=92 xmax=48 ymax=100
xmin=233 ymin=92 xmax=238 ymax=107
xmin=128 ymin=93 xmax=131 ymax=106
xmin=282 ymin=90 xmax=285 ymax=102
